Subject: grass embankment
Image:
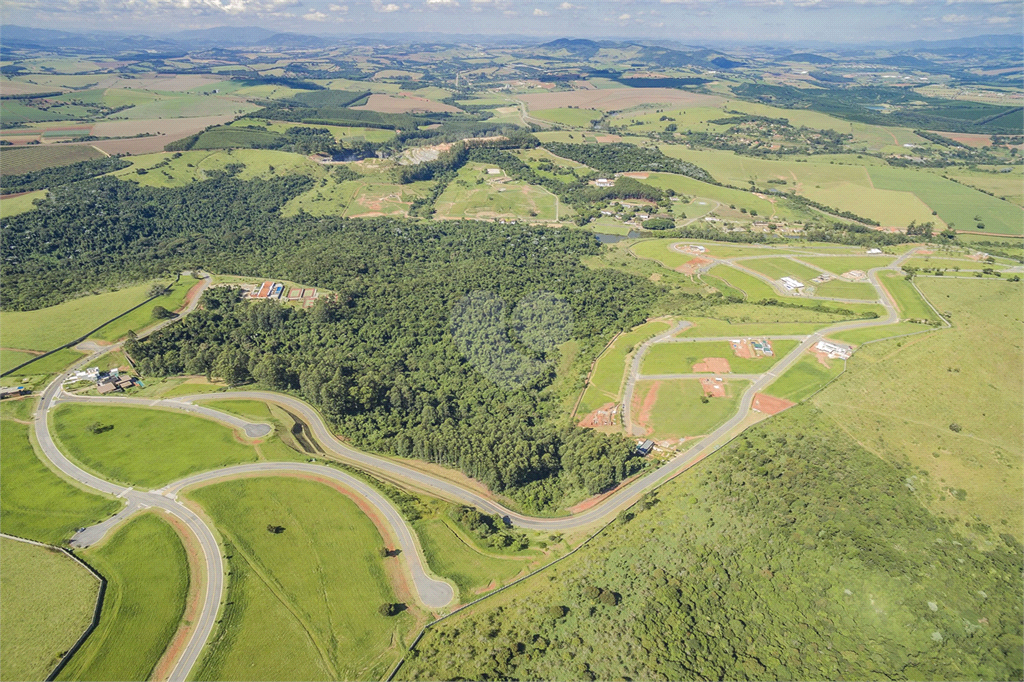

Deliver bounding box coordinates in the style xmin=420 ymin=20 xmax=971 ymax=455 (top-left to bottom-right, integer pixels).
xmin=632 ymin=379 xmax=748 ymax=440
xmin=50 ymin=404 xmax=264 ymax=489
xmin=765 ymin=352 xmax=845 ymax=403
xmin=414 ymin=518 xmax=528 ymax=603
xmin=9 ymin=349 xmax=88 ymax=377
xmin=189 ymin=477 xmax=413 ymax=682
xmin=830 ymin=321 xmax=934 ymax=345
xmin=739 ymin=257 xmax=821 ymax=284
xmin=56 ymin=513 xmax=189 ymax=682
xmin=0 ymin=539 xmax=99 ymax=682
xmin=577 ymin=320 xmax=672 ymax=416
xmin=814 ymin=277 xmax=1023 ymax=542
xmin=878 ymin=271 xmax=941 ymax=322
xmin=398 ymin=405 xmax=1023 ymax=681
xmin=0 ymin=278 xmax=186 ymax=352
xmin=0 ymin=419 xmax=120 ymax=544
xmin=812 ymin=279 xmax=879 ymax=300
xmin=711 ymin=265 xmax=886 ymax=317
xmin=641 ymin=340 xmax=797 ymax=375
xmin=800 ymin=255 xmax=895 ymax=274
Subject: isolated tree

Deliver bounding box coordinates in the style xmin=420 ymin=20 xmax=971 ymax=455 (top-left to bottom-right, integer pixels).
xmin=151 ymin=305 xmax=174 ymax=319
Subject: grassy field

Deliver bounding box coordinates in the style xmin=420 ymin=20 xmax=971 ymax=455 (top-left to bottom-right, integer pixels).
xmin=10 ymin=349 xmax=87 ymax=377
xmin=1 ymin=349 xmax=40 ymax=372
xmin=800 ymin=255 xmax=897 ymax=275
xmin=51 ymin=404 xmax=263 ymax=489
xmin=801 ymin=181 xmax=937 ymax=228
xmin=118 ymin=149 xmax=321 ymax=189
xmin=202 ymin=399 xmax=274 ymax=423
xmin=812 ymin=279 xmax=880 ymax=300
xmin=0 ymin=189 xmax=47 ymax=218
xmin=0 ymin=145 xmax=104 ymax=175
xmin=869 ymin=167 xmax=1024 ymax=235
xmin=710 ymin=265 xmax=886 ymax=316
xmin=434 ymin=164 xmax=559 ymax=221
xmin=0 ymin=279 xmax=178 ymax=351
xmin=414 ymin=518 xmax=528 ymax=602
xmin=56 ymin=513 xmax=189 ymax=682
xmin=531 ymin=108 xmax=602 ymax=127
xmin=765 ymin=351 xmax=845 ymax=403
xmin=878 ymin=271 xmax=941 ymax=322
xmin=739 ymin=257 xmax=822 ymax=283
xmin=813 ymin=277 xmax=1024 ymax=542
xmin=641 ymin=340 xmax=796 ymax=375
xmin=830 ymin=321 xmax=934 ymax=345
xmin=0 ymin=419 xmax=120 ymax=544
xmin=577 ymin=320 xmax=672 ymax=416
xmin=641 ymin=172 xmax=800 ymax=222
xmin=190 ymin=477 xmax=413 ymax=681
xmin=633 ymin=378 xmax=747 ymax=440
xmin=90 ymin=279 xmax=194 ymax=342
xmin=0 ymin=396 xmax=36 ymax=421
xmin=903 ymin=256 xmax=1009 ymax=271
xmin=0 ymin=538 xmax=99 ymax=682
xmin=254 ymin=120 xmax=396 ymax=143
xmin=942 ymin=168 xmax=1024 ymax=206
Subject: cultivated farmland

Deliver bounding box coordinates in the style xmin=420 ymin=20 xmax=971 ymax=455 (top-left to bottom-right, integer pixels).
xmin=0 ymin=145 xmax=104 ymax=175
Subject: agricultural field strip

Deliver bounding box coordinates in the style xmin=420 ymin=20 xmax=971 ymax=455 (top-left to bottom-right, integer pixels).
xmin=719 ymin=259 xmax=883 ymax=304
xmin=31 ymin=249 xmax=917 ymax=675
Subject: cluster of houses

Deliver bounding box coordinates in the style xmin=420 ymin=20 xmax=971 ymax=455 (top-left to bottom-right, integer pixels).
xmin=66 ymin=367 xmax=137 ymax=394
xmin=0 ymin=386 xmax=29 ymax=400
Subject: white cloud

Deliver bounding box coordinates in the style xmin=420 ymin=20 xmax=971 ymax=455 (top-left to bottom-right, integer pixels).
xmin=426 ymin=0 xmax=459 ymax=5
xmin=533 ymin=7 xmax=549 ymax=15
xmin=941 ymin=12 xmax=969 ymax=21
xmin=559 ymin=2 xmax=578 ymax=8
xmin=303 ymin=9 xmax=327 ymax=19
xmin=329 ymin=3 xmax=348 ymax=11
xmin=618 ymin=12 xmax=631 ymax=19
xmin=986 ymin=15 xmax=1010 ymax=22
xmin=372 ymin=0 xmax=401 ymax=10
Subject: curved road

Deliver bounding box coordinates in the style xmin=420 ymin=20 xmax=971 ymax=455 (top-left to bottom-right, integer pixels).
xmin=34 ymin=248 xmax=921 ymax=678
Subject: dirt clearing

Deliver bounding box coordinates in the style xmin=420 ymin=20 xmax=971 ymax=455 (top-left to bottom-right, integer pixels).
xmin=692 ymin=357 xmax=731 ymax=373
xmin=751 ymin=392 xmax=795 ymax=415
xmin=519 ymin=88 xmax=722 ymax=112
xmin=578 ymin=402 xmax=619 ymax=428
xmin=352 ymin=94 xmax=461 ymax=114
xmin=699 ymin=377 xmax=727 ymax=398
xmin=676 ymin=256 xmax=713 ymax=275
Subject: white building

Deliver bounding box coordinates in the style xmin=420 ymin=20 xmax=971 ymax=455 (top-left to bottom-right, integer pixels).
xmin=595 ymin=178 xmax=615 ymax=187
xmin=866 ymin=248 xmax=883 ymax=254
xmin=780 ymin=276 xmax=804 ymax=291
xmin=816 ymin=340 xmax=853 ymax=360
xmin=486 ymin=168 xmax=501 ymax=175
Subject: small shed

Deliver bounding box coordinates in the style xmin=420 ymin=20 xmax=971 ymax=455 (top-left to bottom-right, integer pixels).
xmin=636 ymin=439 xmax=655 ymax=456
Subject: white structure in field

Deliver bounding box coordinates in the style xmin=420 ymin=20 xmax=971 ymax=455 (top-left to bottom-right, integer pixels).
xmin=866 ymin=248 xmax=883 ymax=254
xmin=595 ymin=178 xmax=614 ymax=187
xmin=816 ymin=340 xmax=853 ymax=360
xmin=780 ymin=276 xmax=804 ymax=291
xmin=487 ymin=168 xmax=501 ymax=175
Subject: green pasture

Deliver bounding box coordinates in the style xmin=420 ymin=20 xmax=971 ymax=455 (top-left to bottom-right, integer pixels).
xmin=765 ymin=352 xmax=844 ymax=403
xmin=641 ymin=172 xmax=799 ymax=221
xmin=57 ymin=513 xmax=189 ymax=682
xmin=415 ymin=518 xmax=527 ymax=602
xmin=116 ymin=93 xmax=258 ymax=120
xmin=0 ymin=539 xmax=98 ymax=682
xmin=90 ymin=279 xmax=193 ymax=342
xmin=120 ymin=148 xmax=321 ymax=189
xmin=642 ymin=340 xmax=796 ymax=375
xmin=830 ymin=321 xmax=934 ymax=345
xmin=1 ymin=349 xmax=39 ymax=373
xmin=577 ymin=320 xmax=671 ymax=416
xmin=878 ymin=272 xmax=941 ymax=322
xmin=0 ymin=144 xmax=103 ymax=175
xmin=434 ymin=167 xmax=560 ymax=221
xmin=190 ymin=477 xmax=412 ymax=682
xmin=0 ymin=189 xmax=47 ymax=218
xmin=283 ymin=166 xmax=432 ymax=219
xmin=708 ymin=265 xmax=886 ymax=316
xmin=799 ymin=255 xmax=895 ymax=275
xmin=0 ymin=396 xmax=36 ymax=422
xmin=941 ymin=168 xmax=1023 ymax=206
xmin=814 ymin=277 xmax=1023 ymax=541
xmin=869 ymin=167 xmax=1024 ymax=235
xmin=612 ymin=106 xmax=731 ymax=134
xmin=812 ymin=279 xmax=879 ymax=300
xmin=0 ymin=419 xmax=119 ymax=544
xmin=202 ymin=399 xmax=274 ymax=423
xmin=0 ymin=279 xmax=175 ymax=351
xmin=0 ymin=101 xmax=79 ymax=124
xmin=531 ymin=108 xmax=602 ymax=127
xmin=675 ymin=313 xmax=838 ymax=338
xmin=51 ymin=404 xmax=265 ymax=489
xmin=254 ymin=120 xmax=396 ymax=143
xmin=904 ymin=256 xmax=1007 ymax=271
xmin=738 ymin=257 xmax=821 ymax=283
xmin=801 ymin=181 xmax=938 ymax=228
xmin=634 ymin=378 xmax=747 ymax=440
xmin=12 ymin=349 xmax=87 ymax=377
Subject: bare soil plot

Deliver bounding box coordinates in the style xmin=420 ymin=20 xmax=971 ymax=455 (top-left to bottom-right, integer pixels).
xmin=519 ymin=88 xmax=723 ymax=112
xmin=90 ymin=114 xmax=235 ymax=139
xmin=751 ymin=392 xmax=795 ymax=415
xmin=352 ymin=93 xmax=461 ymax=114
xmin=692 ymin=357 xmax=731 ymax=373
xmin=927 ymin=131 xmax=993 ymax=148
xmin=676 ymin=256 xmax=712 ymax=275
xmin=699 ymin=377 xmax=727 ymax=398
xmin=577 ymin=402 xmax=618 ymax=429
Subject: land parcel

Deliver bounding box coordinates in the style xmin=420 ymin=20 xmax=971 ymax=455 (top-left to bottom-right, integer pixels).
xmin=631 ymin=378 xmax=748 ymax=441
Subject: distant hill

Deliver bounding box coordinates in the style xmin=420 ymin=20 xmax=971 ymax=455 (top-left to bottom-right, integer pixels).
xmin=783 ymin=52 xmax=834 ymax=64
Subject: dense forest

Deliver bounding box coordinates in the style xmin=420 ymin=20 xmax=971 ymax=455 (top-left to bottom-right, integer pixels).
xmin=0 ymin=156 xmax=130 ymax=193
xmin=125 ymin=221 xmax=657 ymax=509
xmin=400 ymin=405 xmax=1023 ymax=681
xmin=543 ymin=142 xmax=714 ymax=183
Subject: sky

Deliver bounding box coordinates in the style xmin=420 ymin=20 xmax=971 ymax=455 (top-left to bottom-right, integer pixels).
xmin=2 ymin=0 xmax=1022 ymax=44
